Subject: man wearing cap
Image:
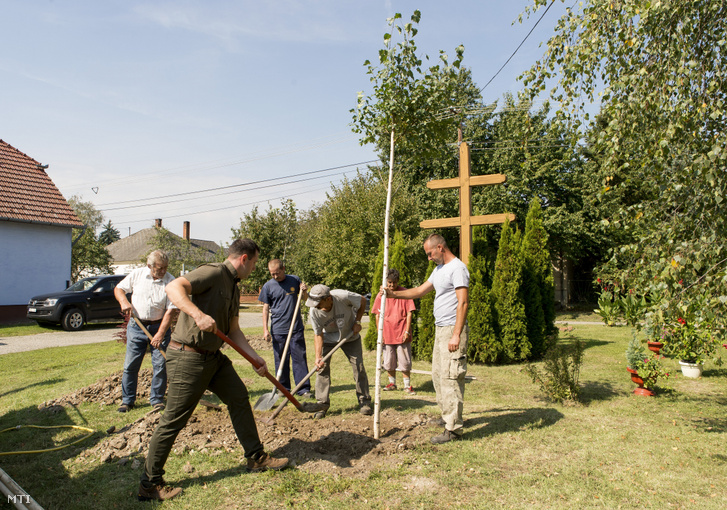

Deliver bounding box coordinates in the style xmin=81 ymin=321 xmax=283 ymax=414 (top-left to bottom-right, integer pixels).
xmin=306 ymin=284 xmax=372 ymax=418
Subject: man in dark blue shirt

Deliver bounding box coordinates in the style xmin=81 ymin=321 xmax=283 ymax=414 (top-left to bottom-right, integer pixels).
xmin=259 ymin=259 xmax=312 ymax=397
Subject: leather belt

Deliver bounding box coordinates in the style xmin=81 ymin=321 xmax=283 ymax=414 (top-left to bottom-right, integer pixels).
xmin=138 ymin=319 xmax=162 ymax=326
xmin=168 ymin=339 xmax=214 ymax=355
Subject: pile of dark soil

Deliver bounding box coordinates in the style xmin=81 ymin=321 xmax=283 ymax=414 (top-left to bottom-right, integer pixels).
xmin=77 ymin=403 xmax=432 ymax=477
xmin=40 ymin=337 xmax=436 ymax=478
xmin=38 ymin=370 xmax=153 ymax=411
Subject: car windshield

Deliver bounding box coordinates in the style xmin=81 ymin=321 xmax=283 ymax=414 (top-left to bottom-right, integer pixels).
xmin=67 ymin=278 xmax=101 ymax=292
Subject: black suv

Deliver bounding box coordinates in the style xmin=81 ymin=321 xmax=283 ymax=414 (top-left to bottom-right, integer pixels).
xmin=27 ymin=274 xmax=127 ymax=331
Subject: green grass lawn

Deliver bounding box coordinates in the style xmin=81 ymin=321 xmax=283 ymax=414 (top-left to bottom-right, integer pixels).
xmin=0 ymin=321 xmax=122 ymax=337
xmin=0 ymin=321 xmax=55 ymax=337
xmin=1 ymin=318 xmax=725 ymax=509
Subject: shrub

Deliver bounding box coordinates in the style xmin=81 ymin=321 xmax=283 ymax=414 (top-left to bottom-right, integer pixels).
xmin=467 ymin=254 xmax=499 ymax=363
xmin=595 ymin=289 xmax=620 ymax=326
xmin=412 ymin=262 xmax=435 ymax=362
xmin=523 ymin=340 xmax=584 ymax=405
xmin=625 ymin=335 xmax=669 ymax=389
xmin=492 ymin=219 xmax=530 ymax=362
xmin=521 ymin=198 xmax=556 ymax=358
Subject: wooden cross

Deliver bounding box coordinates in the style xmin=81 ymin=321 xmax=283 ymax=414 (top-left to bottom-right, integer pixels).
xmin=420 ymin=142 xmax=515 ymax=265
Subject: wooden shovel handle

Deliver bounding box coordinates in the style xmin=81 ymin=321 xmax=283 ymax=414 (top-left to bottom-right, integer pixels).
xmin=268 ymin=333 xmax=352 ymax=421
xmin=131 ymin=312 xmax=166 ymax=360
xmin=213 ymin=330 xmax=302 ymax=410
xmin=275 ymin=287 xmax=303 ymax=380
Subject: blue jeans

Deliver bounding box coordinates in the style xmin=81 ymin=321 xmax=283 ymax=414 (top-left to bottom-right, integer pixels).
xmin=271 ymin=329 xmax=311 ymax=395
xmin=122 ymin=321 xmax=171 ymax=406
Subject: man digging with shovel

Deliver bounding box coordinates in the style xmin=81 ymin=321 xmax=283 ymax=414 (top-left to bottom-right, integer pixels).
xmin=137 ymin=239 xmax=289 ymax=502
xmin=307 ymin=284 xmax=373 ymax=419
xmin=257 ymin=259 xmax=312 ymax=409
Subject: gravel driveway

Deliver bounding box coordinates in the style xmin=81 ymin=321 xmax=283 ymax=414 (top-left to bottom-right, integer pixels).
xmin=0 ymin=313 xmax=264 ymax=356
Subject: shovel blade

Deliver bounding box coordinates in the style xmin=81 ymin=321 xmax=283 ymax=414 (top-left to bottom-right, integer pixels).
xmin=253 ymin=390 xmax=280 ymax=411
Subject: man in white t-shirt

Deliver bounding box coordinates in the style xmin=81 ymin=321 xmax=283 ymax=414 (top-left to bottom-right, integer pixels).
xmin=384 ymin=233 xmax=469 ymax=444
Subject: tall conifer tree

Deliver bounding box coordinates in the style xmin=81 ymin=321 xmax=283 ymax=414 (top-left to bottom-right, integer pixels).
xmin=491 ymin=219 xmax=530 ymax=362
xmin=521 ymin=198 xmax=556 ymax=358
xmin=467 ymin=253 xmax=498 ymax=363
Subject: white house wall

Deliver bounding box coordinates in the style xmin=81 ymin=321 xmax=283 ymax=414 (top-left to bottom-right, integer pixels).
xmin=112 ymin=263 xmax=143 ymax=275
xmin=0 ymin=221 xmax=72 ymax=306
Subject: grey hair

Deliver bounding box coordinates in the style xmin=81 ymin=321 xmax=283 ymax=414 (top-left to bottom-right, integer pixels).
xmin=147 ymin=250 xmax=169 ymax=266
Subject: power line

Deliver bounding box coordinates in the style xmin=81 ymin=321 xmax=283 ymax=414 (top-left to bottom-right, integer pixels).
xmin=59 ymin=132 xmax=361 ymax=193
xmin=470 ymin=144 xmax=571 ymax=151
xmin=111 ymin=181 xmax=338 ymax=226
xmin=98 ymin=165 xmax=363 ymax=212
xmin=96 ymin=160 xmax=377 ymax=208
xmin=478 ymin=1 xmax=556 ymax=95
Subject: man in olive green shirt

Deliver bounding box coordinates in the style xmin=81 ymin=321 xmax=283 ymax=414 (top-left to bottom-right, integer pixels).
xmin=138 ymin=239 xmax=289 ymax=502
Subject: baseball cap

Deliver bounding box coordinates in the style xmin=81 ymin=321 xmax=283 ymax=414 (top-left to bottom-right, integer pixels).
xmin=306 ymin=284 xmax=331 ymax=308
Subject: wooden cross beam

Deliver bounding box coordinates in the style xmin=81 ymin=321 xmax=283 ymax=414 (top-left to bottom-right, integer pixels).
xmin=420 ymin=142 xmax=515 ymax=265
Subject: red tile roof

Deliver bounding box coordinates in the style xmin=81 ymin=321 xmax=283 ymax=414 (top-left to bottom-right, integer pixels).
xmin=0 ymin=139 xmax=83 ymax=228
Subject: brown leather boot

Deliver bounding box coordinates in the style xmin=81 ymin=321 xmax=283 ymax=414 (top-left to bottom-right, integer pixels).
xmin=137 ymin=481 xmax=182 ymax=501
xmin=247 ymin=451 xmax=289 ymax=472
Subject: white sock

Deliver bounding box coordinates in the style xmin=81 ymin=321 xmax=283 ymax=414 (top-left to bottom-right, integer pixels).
xmin=388 ymin=376 xmax=396 ymax=385
xmin=403 ymin=377 xmax=411 ymax=388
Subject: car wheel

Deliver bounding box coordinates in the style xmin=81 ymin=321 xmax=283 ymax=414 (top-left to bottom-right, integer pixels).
xmin=62 ymin=308 xmax=85 ymax=331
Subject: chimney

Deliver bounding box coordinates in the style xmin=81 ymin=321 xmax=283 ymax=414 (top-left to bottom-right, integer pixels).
xmin=155 ymin=218 xmax=162 ymax=228
xmin=183 ymin=221 xmax=190 ymax=241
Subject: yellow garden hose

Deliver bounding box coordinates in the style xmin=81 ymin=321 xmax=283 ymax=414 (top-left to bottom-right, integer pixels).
xmin=0 ymin=424 xmax=96 ymax=456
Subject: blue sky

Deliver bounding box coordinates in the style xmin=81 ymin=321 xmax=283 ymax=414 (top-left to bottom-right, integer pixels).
xmin=1 ymin=1 xmax=571 ymax=244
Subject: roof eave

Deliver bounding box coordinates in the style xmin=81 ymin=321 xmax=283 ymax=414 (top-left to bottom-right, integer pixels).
xmin=0 ymin=217 xmax=85 ymax=229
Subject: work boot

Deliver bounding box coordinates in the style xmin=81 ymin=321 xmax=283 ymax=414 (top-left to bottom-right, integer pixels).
xmin=137 ymin=481 xmax=182 ymax=501
xmin=312 ymin=402 xmax=329 ymax=419
xmin=359 ymin=403 xmax=373 ymax=416
xmin=430 ymin=429 xmax=462 ymax=444
xmin=313 ymin=409 xmax=327 ymax=419
xmin=247 ymin=451 xmax=289 ymax=472
xmin=118 ymin=403 xmax=134 ymax=413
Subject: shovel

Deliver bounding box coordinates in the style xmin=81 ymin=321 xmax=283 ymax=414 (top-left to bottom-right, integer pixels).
xmin=131 ymin=312 xmax=166 ymax=360
xmin=213 ymin=330 xmax=324 ymax=414
xmin=254 ymin=289 xmax=303 ymax=410
xmin=261 ymin=332 xmax=352 ymax=425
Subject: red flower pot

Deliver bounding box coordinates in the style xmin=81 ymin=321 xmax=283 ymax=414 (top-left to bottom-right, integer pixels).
xmin=647 ymin=341 xmax=663 ymax=355
xmin=627 ymin=367 xmax=643 ymax=385
xmin=627 ymin=367 xmax=655 ymax=396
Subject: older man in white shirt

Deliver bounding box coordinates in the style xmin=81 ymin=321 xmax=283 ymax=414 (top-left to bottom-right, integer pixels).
xmin=114 ymin=250 xmax=176 ymax=413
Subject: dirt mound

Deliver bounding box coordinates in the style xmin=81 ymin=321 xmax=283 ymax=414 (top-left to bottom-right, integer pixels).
xmin=81 ymin=404 xmax=432 ymax=477
xmin=236 ymin=335 xmax=270 ymax=352
xmin=38 ymin=336 xmax=269 ymax=411
xmin=81 ymin=406 xmax=432 ymax=477
xmin=44 ymin=340 xmax=434 ymax=478
xmin=39 ymin=370 xmax=154 ymax=411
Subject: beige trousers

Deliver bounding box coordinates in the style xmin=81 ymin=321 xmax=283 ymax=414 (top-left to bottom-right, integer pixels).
xmin=431 ymin=325 xmax=468 ymax=435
